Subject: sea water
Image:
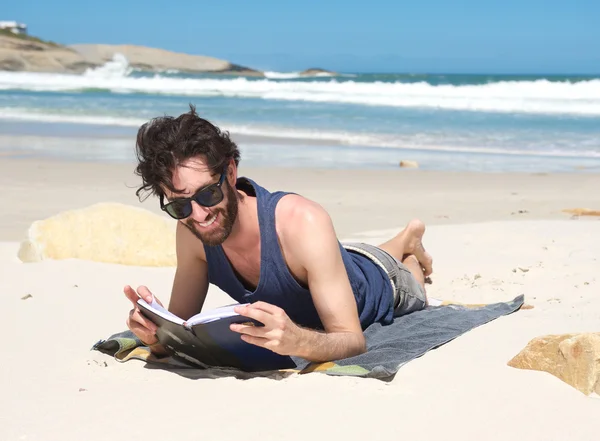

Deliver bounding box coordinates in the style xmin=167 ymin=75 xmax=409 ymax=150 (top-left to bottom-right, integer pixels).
xmin=0 ymin=54 xmax=599 ymax=172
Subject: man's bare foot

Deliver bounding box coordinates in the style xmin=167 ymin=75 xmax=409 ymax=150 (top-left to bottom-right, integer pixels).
xmin=400 ymin=219 xmax=433 ymax=276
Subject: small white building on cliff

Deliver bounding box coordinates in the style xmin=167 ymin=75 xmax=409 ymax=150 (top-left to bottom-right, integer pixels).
xmin=0 ymin=21 xmax=27 ymax=35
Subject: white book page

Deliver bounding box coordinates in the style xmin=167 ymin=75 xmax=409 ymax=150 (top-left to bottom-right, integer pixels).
xmin=186 ymin=303 xmax=249 ymax=325
xmin=137 ymin=297 xmax=185 ymax=325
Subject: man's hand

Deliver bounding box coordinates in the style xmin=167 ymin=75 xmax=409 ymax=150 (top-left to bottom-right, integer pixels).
xmin=230 ymin=302 xmax=304 ymax=356
xmin=124 ymin=285 xmax=167 ymax=355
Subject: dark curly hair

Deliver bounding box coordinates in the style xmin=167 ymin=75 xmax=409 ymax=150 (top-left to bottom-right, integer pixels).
xmin=134 ymin=104 xmax=241 ymax=200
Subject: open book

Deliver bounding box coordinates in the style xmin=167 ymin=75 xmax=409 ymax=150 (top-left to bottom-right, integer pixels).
xmin=137 ymin=297 xmax=297 ymax=372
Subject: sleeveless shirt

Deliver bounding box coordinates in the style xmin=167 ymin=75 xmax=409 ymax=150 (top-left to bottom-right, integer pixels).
xmin=203 ymin=177 xmax=394 ymax=330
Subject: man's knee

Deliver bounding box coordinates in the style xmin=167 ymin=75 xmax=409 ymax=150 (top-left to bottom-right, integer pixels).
xmin=401 ymin=255 xmax=425 ymax=287
xmin=393 ymin=259 xmax=428 ymax=317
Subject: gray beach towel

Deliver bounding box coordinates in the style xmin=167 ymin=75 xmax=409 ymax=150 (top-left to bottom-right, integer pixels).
xmin=93 ymin=295 xmax=524 ymax=379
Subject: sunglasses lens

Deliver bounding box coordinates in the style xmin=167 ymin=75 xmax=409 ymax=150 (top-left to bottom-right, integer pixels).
xmin=166 ymin=201 xmax=192 ymax=219
xmin=195 ymin=185 xmax=223 ymax=207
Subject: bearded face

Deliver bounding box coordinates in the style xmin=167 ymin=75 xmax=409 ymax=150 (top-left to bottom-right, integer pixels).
xmin=183 ymin=178 xmax=239 ymax=246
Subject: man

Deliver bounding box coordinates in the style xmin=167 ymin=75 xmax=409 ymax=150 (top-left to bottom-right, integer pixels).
xmin=125 ymin=106 xmax=433 ymax=363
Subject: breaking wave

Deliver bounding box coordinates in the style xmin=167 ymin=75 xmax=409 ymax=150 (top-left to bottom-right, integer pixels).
xmin=0 ymin=55 xmax=598 ymax=116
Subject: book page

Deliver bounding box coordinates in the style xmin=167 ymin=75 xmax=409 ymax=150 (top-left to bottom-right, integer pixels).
xmin=137 ymin=297 xmax=185 ymax=325
xmin=186 ymin=303 xmax=249 ymax=325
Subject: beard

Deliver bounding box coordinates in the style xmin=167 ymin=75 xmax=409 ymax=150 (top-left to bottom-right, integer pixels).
xmin=184 ymin=179 xmax=239 ymax=246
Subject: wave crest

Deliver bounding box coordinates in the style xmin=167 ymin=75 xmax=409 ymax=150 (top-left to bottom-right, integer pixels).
xmin=83 ymin=53 xmax=133 ymax=78
xmin=0 ymin=69 xmax=599 ymax=115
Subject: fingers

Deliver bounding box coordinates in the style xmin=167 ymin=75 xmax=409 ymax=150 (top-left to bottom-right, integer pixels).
xmin=234 ymin=303 xmax=273 ymax=325
xmin=126 ymin=301 xmax=159 ymax=345
xmin=230 ymin=322 xmax=266 ymax=338
xmin=126 ymin=312 xmax=158 ymax=345
xmin=124 ymin=285 xmax=162 ymax=346
xmin=129 ymin=307 xmax=158 ymax=333
xmin=136 ymin=285 xmax=155 ymax=303
xmin=239 ymin=334 xmax=269 ymax=348
xmin=247 ymin=301 xmax=282 ymax=315
xmin=123 ymin=285 xmax=140 ymax=305
xmin=123 ymin=285 xmax=163 ymax=306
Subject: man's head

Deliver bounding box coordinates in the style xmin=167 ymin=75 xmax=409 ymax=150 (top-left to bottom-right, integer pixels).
xmin=134 ymin=105 xmax=241 ymax=246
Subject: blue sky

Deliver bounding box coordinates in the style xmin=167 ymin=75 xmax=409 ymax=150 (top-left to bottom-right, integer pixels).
xmin=3 ymin=0 xmax=599 ymax=74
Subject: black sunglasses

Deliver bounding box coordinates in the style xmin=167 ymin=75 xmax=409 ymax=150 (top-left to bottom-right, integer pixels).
xmin=160 ymin=166 xmax=228 ymax=219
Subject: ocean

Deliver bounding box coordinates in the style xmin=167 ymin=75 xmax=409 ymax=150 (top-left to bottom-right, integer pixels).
xmin=0 ymin=54 xmax=599 ymax=172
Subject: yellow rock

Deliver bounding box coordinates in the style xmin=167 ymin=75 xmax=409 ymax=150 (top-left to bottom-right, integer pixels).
xmin=507 ymin=333 xmax=600 ymax=395
xmin=399 ymin=160 xmax=419 ymax=168
xmin=17 ymin=202 xmax=177 ymax=267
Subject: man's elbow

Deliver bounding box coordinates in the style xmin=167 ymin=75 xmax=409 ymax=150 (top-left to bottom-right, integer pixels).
xmin=351 ymin=331 xmax=367 ymax=357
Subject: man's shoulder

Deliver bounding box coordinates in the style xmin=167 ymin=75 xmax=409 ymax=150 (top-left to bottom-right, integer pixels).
xmin=277 ymin=193 xmax=328 ymax=220
xmin=276 ymin=194 xmax=335 ymax=242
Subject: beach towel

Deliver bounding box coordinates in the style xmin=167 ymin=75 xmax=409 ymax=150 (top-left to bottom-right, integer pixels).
xmin=92 ymin=295 xmax=524 ymax=379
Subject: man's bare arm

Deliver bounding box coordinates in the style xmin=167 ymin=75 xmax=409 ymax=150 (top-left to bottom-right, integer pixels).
xmin=285 ymin=199 xmax=366 ymax=361
xmin=230 ymin=200 xmax=365 ymax=362
xmin=168 ymin=221 xmax=209 ymax=320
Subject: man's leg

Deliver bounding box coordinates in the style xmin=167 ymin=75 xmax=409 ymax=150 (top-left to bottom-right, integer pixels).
xmin=377 ymin=219 xmax=433 ymax=277
xmin=401 ymin=254 xmax=425 ymax=290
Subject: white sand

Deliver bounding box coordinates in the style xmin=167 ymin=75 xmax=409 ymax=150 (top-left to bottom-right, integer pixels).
xmin=1 ymin=158 xmax=599 ymax=440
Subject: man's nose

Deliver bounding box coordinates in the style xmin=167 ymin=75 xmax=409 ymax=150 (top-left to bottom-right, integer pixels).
xmin=189 ymin=201 xmax=211 ymax=220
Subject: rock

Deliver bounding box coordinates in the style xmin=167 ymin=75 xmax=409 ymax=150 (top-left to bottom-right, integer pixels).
xmin=0 ymin=33 xmax=263 ymax=76
xmin=562 ymin=208 xmax=600 ymax=217
xmin=0 ymin=35 xmax=95 ymax=73
xmin=69 ymin=44 xmax=264 ymax=76
xmin=507 ymin=333 xmax=600 ymax=395
xmin=17 ymin=202 xmax=176 ymax=267
xmin=299 ymin=67 xmax=337 ymax=77
xmin=399 ymin=160 xmax=419 ymax=168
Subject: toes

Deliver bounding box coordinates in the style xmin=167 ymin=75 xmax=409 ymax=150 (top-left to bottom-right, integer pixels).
xmin=413 ymin=244 xmax=433 ymax=276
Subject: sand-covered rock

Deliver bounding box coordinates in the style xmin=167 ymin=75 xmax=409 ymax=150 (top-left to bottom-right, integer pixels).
xmin=69 ymin=44 xmax=264 ymax=76
xmin=399 ymin=160 xmax=419 ymax=168
xmin=0 ymin=34 xmax=96 ymax=73
xmin=563 ymin=208 xmax=600 ymax=216
xmin=0 ymin=33 xmax=263 ymax=75
xmin=299 ymin=67 xmax=337 ymax=76
xmin=508 ymin=333 xmax=600 ymax=395
xmin=17 ymin=202 xmax=176 ymax=266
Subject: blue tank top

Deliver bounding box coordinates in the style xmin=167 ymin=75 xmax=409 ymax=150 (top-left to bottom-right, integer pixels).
xmin=203 ymin=178 xmax=394 ymax=330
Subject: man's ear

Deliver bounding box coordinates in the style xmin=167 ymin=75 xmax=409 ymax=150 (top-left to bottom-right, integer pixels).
xmin=227 ymin=159 xmax=237 ymax=185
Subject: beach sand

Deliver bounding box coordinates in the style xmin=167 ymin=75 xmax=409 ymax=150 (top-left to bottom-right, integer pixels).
xmin=1 ymin=157 xmax=599 ymax=441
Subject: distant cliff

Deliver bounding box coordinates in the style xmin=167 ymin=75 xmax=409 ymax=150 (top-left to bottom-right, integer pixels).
xmin=0 ymin=34 xmax=95 ymax=73
xmin=69 ymin=44 xmax=264 ymax=77
xmin=0 ymin=32 xmax=263 ymax=76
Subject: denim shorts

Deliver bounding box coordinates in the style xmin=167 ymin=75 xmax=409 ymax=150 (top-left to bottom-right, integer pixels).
xmin=343 ymin=242 xmax=427 ymax=317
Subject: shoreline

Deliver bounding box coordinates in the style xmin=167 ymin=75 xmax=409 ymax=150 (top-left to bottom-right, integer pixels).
xmin=2 ymin=156 xmax=599 ymax=242
xmin=1 ymin=118 xmax=600 ymax=164
xmin=1 ymin=131 xmax=600 ymax=174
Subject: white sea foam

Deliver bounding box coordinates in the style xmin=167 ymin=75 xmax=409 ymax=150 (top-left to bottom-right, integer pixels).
xmin=0 ymin=109 xmax=146 ymax=127
xmin=264 ymin=71 xmax=337 ymax=79
xmin=1 ymin=108 xmax=599 ymax=159
xmin=0 ymin=60 xmax=599 ymax=116
xmin=264 ymin=71 xmax=304 ymax=79
xmin=83 ymin=53 xmax=132 ymax=78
